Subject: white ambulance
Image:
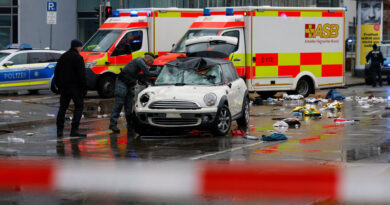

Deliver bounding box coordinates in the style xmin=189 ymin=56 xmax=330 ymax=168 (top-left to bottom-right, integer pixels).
xmin=153 ymin=7 xmax=345 ymax=97
xmin=81 ymin=8 xmax=203 ymax=98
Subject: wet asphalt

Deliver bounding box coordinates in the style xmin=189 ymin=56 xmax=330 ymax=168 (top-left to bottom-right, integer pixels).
xmin=0 ymin=85 xmax=389 ymax=163
xmin=1 ymin=86 xmax=390 ymax=204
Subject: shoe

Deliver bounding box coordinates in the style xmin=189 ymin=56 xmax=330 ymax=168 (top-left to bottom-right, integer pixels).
xmin=109 ymin=126 xmax=120 ymax=133
xmin=57 ymin=130 xmax=63 ymax=137
xmin=70 ymin=130 xmax=87 ymax=137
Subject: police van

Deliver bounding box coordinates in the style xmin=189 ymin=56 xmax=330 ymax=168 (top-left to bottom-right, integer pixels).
xmin=0 ymin=44 xmax=64 ymax=94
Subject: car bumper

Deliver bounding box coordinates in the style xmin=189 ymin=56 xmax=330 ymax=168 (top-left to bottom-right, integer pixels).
xmin=136 ymin=108 xmax=218 ymax=128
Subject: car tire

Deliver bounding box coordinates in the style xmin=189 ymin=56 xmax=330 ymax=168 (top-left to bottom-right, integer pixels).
xmin=28 ymin=90 xmax=39 ymax=95
xmin=256 ymin=91 xmax=276 ymax=98
xmin=237 ymin=97 xmax=250 ymax=127
xmin=295 ymin=78 xmax=313 ymax=97
xmin=97 ymin=75 xmax=115 ymax=98
xmin=50 ymin=80 xmax=59 ymax=94
xmin=211 ymin=105 xmax=232 ymax=136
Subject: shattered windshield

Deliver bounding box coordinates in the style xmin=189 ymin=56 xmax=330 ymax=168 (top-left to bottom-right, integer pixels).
xmin=155 ymin=65 xmax=222 ymax=85
xmin=82 ymin=30 xmax=123 ymax=52
xmin=171 ymin=29 xmax=221 ymax=53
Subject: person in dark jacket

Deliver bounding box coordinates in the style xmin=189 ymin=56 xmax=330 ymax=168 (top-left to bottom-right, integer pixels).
xmin=55 ymin=39 xmax=87 ymax=137
xmin=109 ymin=54 xmax=158 ymax=133
xmin=366 ymin=44 xmax=385 ymax=87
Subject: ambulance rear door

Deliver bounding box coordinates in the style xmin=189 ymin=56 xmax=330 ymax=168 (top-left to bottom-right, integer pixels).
xmin=221 ymin=28 xmax=246 ymax=78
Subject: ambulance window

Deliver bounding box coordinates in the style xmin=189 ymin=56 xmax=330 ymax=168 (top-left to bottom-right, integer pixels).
xmin=9 ymin=53 xmax=27 ymax=65
xmin=28 ymin=52 xmax=48 ymax=64
xmin=112 ymin=30 xmax=143 ymax=56
xmin=222 ymin=30 xmax=239 ymax=52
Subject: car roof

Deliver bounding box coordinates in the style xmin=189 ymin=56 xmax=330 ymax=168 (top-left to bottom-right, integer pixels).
xmin=0 ymin=49 xmax=64 ymax=54
xmin=166 ymin=57 xmax=231 ymax=72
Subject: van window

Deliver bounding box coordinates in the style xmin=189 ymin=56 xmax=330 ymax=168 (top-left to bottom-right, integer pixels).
xmin=112 ymin=30 xmax=143 ymax=56
xmin=222 ymin=30 xmax=239 ymax=52
xmin=9 ymin=53 xmax=27 ymax=65
xmin=28 ymin=52 xmax=48 ymax=64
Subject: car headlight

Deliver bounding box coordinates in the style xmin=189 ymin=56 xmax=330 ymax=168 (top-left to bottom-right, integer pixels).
xmin=140 ymin=93 xmax=150 ymax=107
xmin=85 ymin=61 xmax=97 ymax=69
xmin=204 ymin=93 xmax=217 ymax=106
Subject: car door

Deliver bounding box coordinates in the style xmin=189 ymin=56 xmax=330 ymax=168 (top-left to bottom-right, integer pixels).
xmin=0 ymin=52 xmax=29 ymax=90
xmin=110 ymin=29 xmax=148 ymax=72
xmin=27 ymin=52 xmax=54 ymax=88
xmin=221 ymin=63 xmax=239 ymax=115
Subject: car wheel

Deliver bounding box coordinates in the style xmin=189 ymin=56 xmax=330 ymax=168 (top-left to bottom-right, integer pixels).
xmin=50 ymin=80 xmax=59 ymax=94
xmin=237 ymin=97 xmax=250 ymax=127
xmin=211 ymin=105 xmax=232 ymax=136
xmin=28 ymin=90 xmax=39 ymax=95
xmin=97 ymin=75 xmax=115 ymax=98
xmin=295 ymin=78 xmax=313 ymax=97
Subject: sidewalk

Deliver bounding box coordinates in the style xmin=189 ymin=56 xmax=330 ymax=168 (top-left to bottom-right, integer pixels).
xmin=0 ymin=101 xmax=58 ymax=130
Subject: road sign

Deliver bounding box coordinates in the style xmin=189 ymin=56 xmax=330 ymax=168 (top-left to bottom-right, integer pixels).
xmin=47 ymin=2 xmax=56 ymax=12
xmin=47 ymin=12 xmax=57 ymax=24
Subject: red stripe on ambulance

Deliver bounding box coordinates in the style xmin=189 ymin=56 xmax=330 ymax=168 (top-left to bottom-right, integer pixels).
xmin=322 ymin=65 xmax=343 ymax=77
xmin=301 ymin=53 xmax=322 ymax=65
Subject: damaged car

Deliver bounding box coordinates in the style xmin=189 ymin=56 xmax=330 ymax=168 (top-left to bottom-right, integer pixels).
xmin=134 ymin=36 xmax=249 ymax=136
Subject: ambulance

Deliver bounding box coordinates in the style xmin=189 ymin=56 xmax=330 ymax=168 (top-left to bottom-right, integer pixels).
xmin=81 ymin=8 xmax=203 ymax=98
xmin=153 ymin=7 xmax=346 ymax=97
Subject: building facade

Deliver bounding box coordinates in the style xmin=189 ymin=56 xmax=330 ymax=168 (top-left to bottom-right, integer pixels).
xmin=2 ymin=0 xmax=353 ymax=50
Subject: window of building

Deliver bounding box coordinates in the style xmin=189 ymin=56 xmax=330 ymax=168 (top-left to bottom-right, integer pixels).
xmin=0 ymin=28 xmax=10 ymax=49
xmin=78 ymin=0 xmax=100 ymax=11
xmin=0 ymin=0 xmax=10 ymax=6
xmin=78 ymin=19 xmax=99 ymax=45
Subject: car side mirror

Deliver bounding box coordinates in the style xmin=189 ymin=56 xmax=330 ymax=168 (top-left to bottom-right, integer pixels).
xmin=3 ymin=61 xmax=13 ymax=67
xmin=172 ymin=43 xmax=175 ymax=48
xmin=227 ymin=82 xmax=232 ymax=88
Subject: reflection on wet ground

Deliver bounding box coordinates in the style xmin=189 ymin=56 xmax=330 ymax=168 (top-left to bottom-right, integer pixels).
xmin=1 ymin=86 xmax=390 ymax=164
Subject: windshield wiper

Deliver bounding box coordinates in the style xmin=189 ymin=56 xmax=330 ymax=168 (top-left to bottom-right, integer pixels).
xmin=175 ymin=83 xmax=186 ymax=86
xmin=205 ymin=75 xmax=216 ymax=80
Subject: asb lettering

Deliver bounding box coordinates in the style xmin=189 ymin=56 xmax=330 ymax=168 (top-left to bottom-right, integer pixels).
xmin=305 ymin=24 xmax=339 ymax=38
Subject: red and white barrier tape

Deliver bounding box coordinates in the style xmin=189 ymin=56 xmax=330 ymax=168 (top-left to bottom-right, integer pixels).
xmin=0 ymin=160 xmax=389 ymax=202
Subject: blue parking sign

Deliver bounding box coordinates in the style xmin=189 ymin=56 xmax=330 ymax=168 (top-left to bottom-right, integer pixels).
xmin=47 ymin=2 xmax=56 ymax=12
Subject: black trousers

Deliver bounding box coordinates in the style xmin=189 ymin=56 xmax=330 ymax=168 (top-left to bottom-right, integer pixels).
xmin=56 ymin=89 xmax=84 ymax=132
xmin=371 ymin=66 xmax=382 ymax=87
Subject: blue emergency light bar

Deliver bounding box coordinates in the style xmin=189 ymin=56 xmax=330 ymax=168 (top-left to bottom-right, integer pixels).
xmin=203 ymin=8 xmax=210 ymax=16
xmin=130 ymin=10 xmax=138 ymax=17
xmin=226 ymin=8 xmax=234 ymax=16
xmin=6 ymin=44 xmax=33 ymax=50
xmin=113 ymin=10 xmax=120 ymax=17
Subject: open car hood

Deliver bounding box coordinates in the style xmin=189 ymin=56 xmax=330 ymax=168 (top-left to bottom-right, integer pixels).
xmin=166 ymin=57 xmax=228 ymax=72
xmin=185 ymin=36 xmax=238 ymax=58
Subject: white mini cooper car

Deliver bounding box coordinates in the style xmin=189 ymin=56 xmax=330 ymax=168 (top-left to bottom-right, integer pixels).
xmin=135 ymin=56 xmax=249 ymax=136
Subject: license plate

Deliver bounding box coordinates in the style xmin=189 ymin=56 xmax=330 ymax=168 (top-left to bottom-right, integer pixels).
xmin=166 ymin=113 xmax=181 ymax=118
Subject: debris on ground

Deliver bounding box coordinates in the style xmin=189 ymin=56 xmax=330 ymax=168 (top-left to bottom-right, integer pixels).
xmin=334 ymin=118 xmax=359 ymax=124
xmin=273 ymin=121 xmax=289 ymax=133
xmin=261 ymin=133 xmax=288 ymax=141
xmin=232 ymin=129 xmax=246 ymax=136
xmin=253 ymin=97 xmax=263 ymax=105
xmin=325 ymin=89 xmax=345 ymax=101
xmin=290 ymin=106 xmax=321 ymax=117
xmin=46 ymin=114 xmax=55 ymax=117
xmin=322 ymin=101 xmax=342 ymax=113
xmin=25 ymin=133 xmax=34 ymax=136
xmin=282 ymin=118 xmax=301 ymax=128
xmin=1 ymin=99 xmax=22 ymax=103
xmin=283 ymin=93 xmax=304 ymax=100
xmin=2 ymin=110 xmax=20 ymax=115
xmin=7 ymin=137 xmax=25 ymax=143
xmin=245 ymin=135 xmax=260 ymax=140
